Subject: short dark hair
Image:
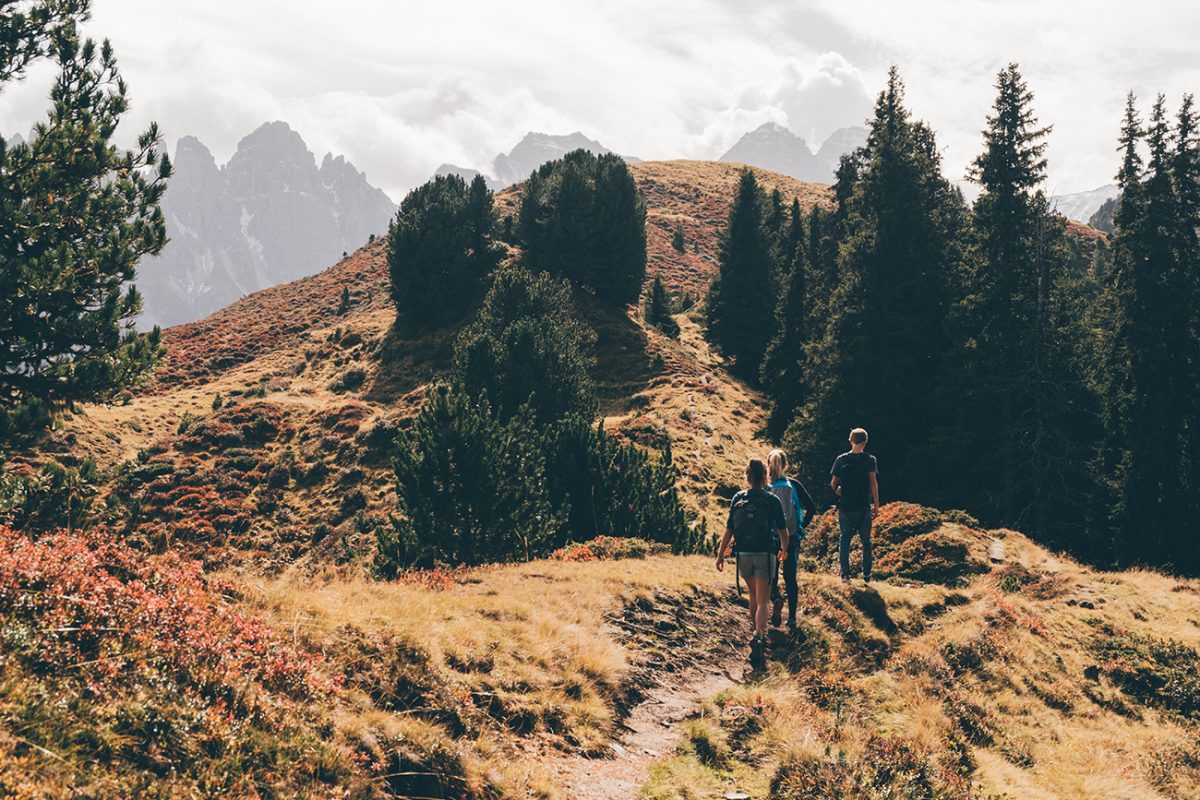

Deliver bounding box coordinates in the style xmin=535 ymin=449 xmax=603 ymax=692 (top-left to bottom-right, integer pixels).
xmin=850 ymin=428 xmax=868 ymax=445
xmin=746 ymin=458 xmax=767 ymax=488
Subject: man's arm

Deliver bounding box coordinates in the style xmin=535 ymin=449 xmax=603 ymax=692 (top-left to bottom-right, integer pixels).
xmin=830 ymin=475 xmax=841 ymax=495
xmin=869 ymin=472 xmax=880 ymax=516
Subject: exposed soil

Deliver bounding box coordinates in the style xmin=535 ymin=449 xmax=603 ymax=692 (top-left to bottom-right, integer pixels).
xmin=546 ymin=665 xmax=742 ymax=799
xmin=541 ymin=585 xmax=752 ymax=799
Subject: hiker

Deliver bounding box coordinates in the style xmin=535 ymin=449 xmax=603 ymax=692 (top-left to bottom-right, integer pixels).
xmin=716 ymin=458 xmax=788 ymax=671
xmin=767 ymin=449 xmax=816 ymax=630
xmin=830 ymin=428 xmax=880 ymax=584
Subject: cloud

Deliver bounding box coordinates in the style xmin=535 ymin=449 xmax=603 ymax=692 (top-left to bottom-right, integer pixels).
xmin=2 ymin=0 xmax=1195 ymax=198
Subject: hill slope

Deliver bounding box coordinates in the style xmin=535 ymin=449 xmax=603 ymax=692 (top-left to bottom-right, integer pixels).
xmin=1 ymin=160 xmax=1152 ymax=800
xmin=12 ymin=161 xmax=830 ymax=569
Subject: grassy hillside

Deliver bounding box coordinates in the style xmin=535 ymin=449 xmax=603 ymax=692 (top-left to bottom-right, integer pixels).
xmin=0 ymin=159 xmax=1154 ymax=800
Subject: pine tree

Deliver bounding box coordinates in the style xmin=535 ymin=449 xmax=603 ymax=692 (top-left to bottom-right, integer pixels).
xmin=0 ymin=7 xmax=171 ymax=440
xmin=1105 ymin=93 xmax=1199 ymax=571
xmin=381 ymin=385 xmax=554 ymax=571
xmin=761 ymin=199 xmax=809 ymax=438
xmin=452 ymin=267 xmax=597 ymax=427
xmin=706 ymin=169 xmax=776 ymax=382
xmin=387 ymin=173 xmax=497 ymax=329
xmin=672 ymin=223 xmax=685 ymax=253
xmin=517 ymin=150 xmax=646 ymax=304
xmin=645 ymin=275 xmax=679 ymax=337
xmin=934 ymin=63 xmax=1103 ymax=540
xmin=788 ymin=68 xmax=965 ymax=500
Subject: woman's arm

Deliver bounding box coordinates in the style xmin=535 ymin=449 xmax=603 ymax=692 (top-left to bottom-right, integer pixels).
xmin=715 ymin=528 xmax=734 ymax=571
xmin=791 ymin=478 xmax=817 ymax=526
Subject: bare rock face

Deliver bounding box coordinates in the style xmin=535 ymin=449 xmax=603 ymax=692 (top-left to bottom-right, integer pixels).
xmin=813 ymin=126 xmax=868 ymax=180
xmin=720 ymin=123 xmax=867 ymax=183
xmin=1050 ymin=184 xmax=1119 ymax=224
xmin=136 ymin=121 xmax=396 ymax=329
xmin=720 ymin=122 xmax=816 ymax=180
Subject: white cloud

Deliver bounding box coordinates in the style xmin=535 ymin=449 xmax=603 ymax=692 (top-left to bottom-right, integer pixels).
xmin=2 ymin=0 xmax=1195 ymax=198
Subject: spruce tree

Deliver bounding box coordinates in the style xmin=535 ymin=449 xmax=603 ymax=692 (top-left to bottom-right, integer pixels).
xmin=788 ymin=68 xmax=965 ymax=500
xmin=0 ymin=6 xmax=171 ymax=439
xmin=672 ymin=223 xmax=685 ymax=253
xmin=387 ymin=173 xmax=497 ymax=329
xmin=645 ymin=275 xmax=679 ymax=337
xmin=706 ymin=169 xmax=776 ymax=382
xmin=517 ymin=150 xmax=646 ymax=304
xmin=934 ymin=63 xmax=1102 ymax=541
xmin=1105 ymin=93 xmax=1199 ymax=571
xmin=761 ymin=199 xmax=809 ymax=438
xmin=382 ymin=385 xmax=553 ymax=570
xmin=452 ymin=267 xmax=597 ymax=427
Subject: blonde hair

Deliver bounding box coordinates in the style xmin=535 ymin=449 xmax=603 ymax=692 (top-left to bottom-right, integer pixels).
xmin=850 ymin=428 xmax=868 ymax=445
xmin=767 ymin=449 xmax=787 ymax=483
xmin=746 ymin=458 xmax=767 ymax=488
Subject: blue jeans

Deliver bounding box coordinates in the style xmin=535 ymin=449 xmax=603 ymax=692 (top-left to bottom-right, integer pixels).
xmin=838 ymin=508 xmax=873 ymax=580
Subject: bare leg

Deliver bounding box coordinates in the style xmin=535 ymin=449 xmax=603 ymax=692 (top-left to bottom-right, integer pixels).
xmin=750 ymin=577 xmax=770 ymax=635
xmin=745 ymin=578 xmax=760 ymax=631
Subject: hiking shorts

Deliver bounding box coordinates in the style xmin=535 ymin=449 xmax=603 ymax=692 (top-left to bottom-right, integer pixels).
xmin=737 ymin=552 xmax=773 ymax=581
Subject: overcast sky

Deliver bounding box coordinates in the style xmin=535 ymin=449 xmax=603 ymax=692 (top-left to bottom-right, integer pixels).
xmin=2 ymin=0 xmax=1198 ymax=200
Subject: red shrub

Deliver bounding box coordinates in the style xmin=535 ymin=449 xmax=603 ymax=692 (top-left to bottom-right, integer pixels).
xmin=0 ymin=525 xmax=335 ymax=701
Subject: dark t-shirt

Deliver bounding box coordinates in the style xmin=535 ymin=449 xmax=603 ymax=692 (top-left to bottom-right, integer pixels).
xmin=726 ymin=488 xmax=787 ymax=548
xmin=831 ymin=452 xmax=878 ymax=511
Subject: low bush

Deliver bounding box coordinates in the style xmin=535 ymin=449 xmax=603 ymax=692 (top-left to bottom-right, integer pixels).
xmin=551 ymin=536 xmax=672 ymax=562
xmin=1090 ymin=625 xmax=1200 ymax=719
xmin=0 ymin=526 xmax=346 ymax=797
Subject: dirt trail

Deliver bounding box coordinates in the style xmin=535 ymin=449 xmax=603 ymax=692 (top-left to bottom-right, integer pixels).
xmin=545 ymin=661 xmax=745 ymax=799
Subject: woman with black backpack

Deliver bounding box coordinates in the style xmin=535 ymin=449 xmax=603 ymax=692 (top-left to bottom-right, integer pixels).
xmin=716 ymin=458 xmax=788 ymax=671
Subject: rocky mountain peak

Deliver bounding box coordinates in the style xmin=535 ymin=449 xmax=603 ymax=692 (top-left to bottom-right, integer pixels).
xmin=136 ymin=124 xmax=396 ymax=329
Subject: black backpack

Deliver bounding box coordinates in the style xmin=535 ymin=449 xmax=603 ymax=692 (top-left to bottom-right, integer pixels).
xmin=730 ymin=491 xmax=778 ymax=553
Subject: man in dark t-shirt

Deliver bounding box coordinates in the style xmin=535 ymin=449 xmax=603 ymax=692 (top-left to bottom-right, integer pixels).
xmin=830 ymin=427 xmax=880 ymax=583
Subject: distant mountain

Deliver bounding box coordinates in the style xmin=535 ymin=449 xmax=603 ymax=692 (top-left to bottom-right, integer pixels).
xmin=718 ymin=123 xmax=816 ymax=182
xmin=493 ymin=131 xmax=622 ymax=185
xmin=720 ymin=123 xmax=867 ymax=182
xmin=433 ymin=163 xmax=505 ymax=192
xmin=428 ymin=131 xmax=636 ymax=191
xmin=1050 ymin=184 xmax=1119 ymax=224
xmin=137 ymin=121 xmax=396 ymax=329
xmin=813 ymin=126 xmax=869 ymax=179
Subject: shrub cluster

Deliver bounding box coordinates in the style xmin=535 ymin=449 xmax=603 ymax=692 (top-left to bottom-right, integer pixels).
xmin=377 ymin=268 xmax=699 ymax=574
xmin=0 ymin=525 xmax=346 ymax=797
xmin=798 ymin=502 xmax=988 ymax=585
xmin=552 ymin=536 xmax=672 ymax=562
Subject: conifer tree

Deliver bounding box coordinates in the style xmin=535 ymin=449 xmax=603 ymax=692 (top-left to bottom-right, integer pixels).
xmin=761 ymin=199 xmax=809 ymax=437
xmin=706 ymin=169 xmax=776 ymax=382
xmin=645 ymin=276 xmax=679 ymax=337
xmin=1104 ymin=93 xmax=1199 ymax=571
xmin=1 ymin=4 xmax=171 ymax=439
xmin=788 ymin=69 xmax=965 ymax=499
xmin=381 ymin=385 xmax=553 ymax=571
xmin=672 ymin=223 xmax=685 ymax=252
xmin=387 ymin=173 xmax=497 ymax=329
xmin=934 ymin=64 xmax=1101 ymax=541
xmin=517 ymin=150 xmax=646 ymax=304
xmin=452 ymin=267 xmax=596 ymax=427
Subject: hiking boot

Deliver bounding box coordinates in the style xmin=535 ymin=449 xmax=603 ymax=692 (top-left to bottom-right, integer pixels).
xmin=787 ymin=616 xmax=797 ymax=632
xmin=770 ymin=598 xmax=784 ymax=627
xmin=749 ymin=635 xmax=766 ymax=672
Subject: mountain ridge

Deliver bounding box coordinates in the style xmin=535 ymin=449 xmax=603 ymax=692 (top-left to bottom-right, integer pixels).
xmin=137 ymin=121 xmax=396 ymax=330
xmin=719 ymin=122 xmax=869 ymax=182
